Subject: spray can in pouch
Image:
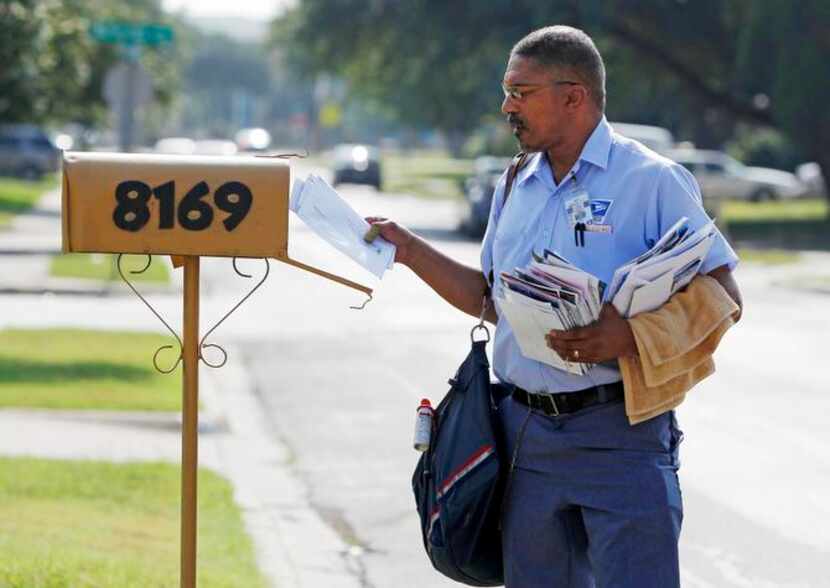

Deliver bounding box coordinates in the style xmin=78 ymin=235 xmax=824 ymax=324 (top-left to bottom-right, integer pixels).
xmin=413 ymin=398 xmax=434 ymax=452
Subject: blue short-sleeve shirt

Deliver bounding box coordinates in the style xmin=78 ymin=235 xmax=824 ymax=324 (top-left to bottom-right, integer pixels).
xmin=480 ymin=117 xmax=739 ymax=393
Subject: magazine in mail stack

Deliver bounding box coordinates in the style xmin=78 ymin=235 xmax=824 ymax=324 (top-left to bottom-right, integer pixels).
xmin=495 ymin=216 xmax=716 ymax=374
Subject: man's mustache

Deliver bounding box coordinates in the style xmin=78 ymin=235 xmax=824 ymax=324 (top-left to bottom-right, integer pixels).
xmin=507 ymin=114 xmax=525 ymax=128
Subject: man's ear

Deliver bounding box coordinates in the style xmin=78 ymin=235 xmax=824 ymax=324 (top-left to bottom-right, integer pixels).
xmin=565 ymin=84 xmax=589 ymax=110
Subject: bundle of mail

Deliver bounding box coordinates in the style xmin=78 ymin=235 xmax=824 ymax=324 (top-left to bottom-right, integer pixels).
xmin=496 ymin=217 xmax=715 ymax=374
xmin=290 ymin=174 xmax=396 ymax=279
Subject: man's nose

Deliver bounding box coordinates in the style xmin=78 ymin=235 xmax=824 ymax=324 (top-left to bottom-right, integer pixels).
xmin=501 ymin=95 xmax=517 ymax=115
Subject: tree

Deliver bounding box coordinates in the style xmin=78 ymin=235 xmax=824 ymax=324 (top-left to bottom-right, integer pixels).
xmin=272 ymin=0 xmax=830 ymax=199
xmin=0 ymin=0 xmax=183 ymax=128
xmin=272 ymin=0 xmax=521 ymax=152
xmin=181 ymin=35 xmax=273 ymax=136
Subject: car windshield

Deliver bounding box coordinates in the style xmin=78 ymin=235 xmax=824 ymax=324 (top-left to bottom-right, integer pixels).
xmin=722 ymin=155 xmax=746 ymax=176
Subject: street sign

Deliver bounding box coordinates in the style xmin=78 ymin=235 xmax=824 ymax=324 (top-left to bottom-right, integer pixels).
xmin=91 ymin=21 xmax=174 ymax=46
xmin=103 ymin=62 xmax=154 ymax=151
xmin=319 ymin=102 xmax=343 ymax=128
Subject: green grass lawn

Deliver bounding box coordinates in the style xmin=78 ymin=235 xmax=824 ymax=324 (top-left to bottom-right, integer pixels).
xmin=51 ymin=254 xmax=170 ymax=284
xmin=736 ymin=248 xmax=802 ymax=265
xmin=0 ymin=175 xmax=57 ymax=227
xmin=717 ymin=197 xmax=830 ymax=251
xmin=0 ymin=329 xmax=182 ymax=411
xmin=0 ymin=458 xmax=266 ymax=588
xmin=720 ymin=197 xmax=827 ymax=222
xmin=381 ymin=150 xmax=473 ymax=199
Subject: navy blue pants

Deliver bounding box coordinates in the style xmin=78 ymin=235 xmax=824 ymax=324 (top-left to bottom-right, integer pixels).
xmin=498 ymin=396 xmax=683 ymax=588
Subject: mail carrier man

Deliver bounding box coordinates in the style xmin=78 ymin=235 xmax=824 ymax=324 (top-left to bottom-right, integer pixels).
xmin=369 ymin=25 xmax=742 ymax=588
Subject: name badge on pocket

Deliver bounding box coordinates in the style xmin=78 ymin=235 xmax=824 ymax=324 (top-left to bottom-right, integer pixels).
xmin=564 ymin=189 xmax=592 ymax=227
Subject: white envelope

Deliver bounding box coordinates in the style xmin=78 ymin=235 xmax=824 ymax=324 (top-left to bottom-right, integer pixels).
xmin=612 ymin=233 xmax=714 ymax=316
xmin=497 ymin=294 xmax=586 ymax=375
xmin=290 ymin=175 xmax=395 ymax=278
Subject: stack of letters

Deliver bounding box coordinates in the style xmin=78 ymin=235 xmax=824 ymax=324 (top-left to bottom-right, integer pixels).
xmin=496 ymin=217 xmax=715 ymax=373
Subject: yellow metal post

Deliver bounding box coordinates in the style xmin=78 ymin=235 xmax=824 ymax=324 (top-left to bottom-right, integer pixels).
xmin=181 ymin=256 xmax=200 ymax=588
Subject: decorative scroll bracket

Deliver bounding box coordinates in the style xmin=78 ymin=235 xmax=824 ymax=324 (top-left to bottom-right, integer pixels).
xmin=198 ymin=257 xmax=270 ymax=368
xmin=117 ymin=255 xmax=270 ymax=372
xmin=117 ymin=254 xmax=183 ymax=374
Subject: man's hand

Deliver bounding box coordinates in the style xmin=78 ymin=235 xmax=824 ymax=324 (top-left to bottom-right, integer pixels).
xmin=364 ymin=216 xmax=493 ymax=322
xmin=545 ymin=304 xmax=637 ymax=364
xmin=365 ymin=217 xmax=418 ymax=266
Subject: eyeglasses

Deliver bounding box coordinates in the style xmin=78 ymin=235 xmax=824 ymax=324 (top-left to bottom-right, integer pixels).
xmin=502 ymin=80 xmax=581 ymax=101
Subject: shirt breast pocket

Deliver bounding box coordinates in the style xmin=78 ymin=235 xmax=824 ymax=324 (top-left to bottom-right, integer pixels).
xmin=581 ymin=228 xmax=616 ymax=263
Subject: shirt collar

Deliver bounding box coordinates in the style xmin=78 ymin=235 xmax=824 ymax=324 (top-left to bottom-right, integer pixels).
xmin=514 ymin=151 xmax=548 ymax=187
xmin=514 ymin=116 xmax=613 ymax=187
xmin=580 ymin=116 xmax=612 ymax=171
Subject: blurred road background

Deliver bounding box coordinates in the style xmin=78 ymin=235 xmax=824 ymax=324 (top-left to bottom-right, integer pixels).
xmin=2 ymin=157 xmax=829 ymax=586
xmin=2 ymin=1 xmax=830 ymax=586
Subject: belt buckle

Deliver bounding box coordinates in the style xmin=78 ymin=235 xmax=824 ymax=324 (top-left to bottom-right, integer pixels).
xmin=536 ymin=392 xmax=560 ymax=417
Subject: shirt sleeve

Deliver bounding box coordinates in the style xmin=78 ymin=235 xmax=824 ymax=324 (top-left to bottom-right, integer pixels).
xmin=646 ymin=162 xmax=739 ymax=273
xmin=479 ymin=173 xmax=509 ymax=284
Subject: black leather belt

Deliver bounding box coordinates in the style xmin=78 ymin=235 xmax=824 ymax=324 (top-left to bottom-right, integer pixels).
xmin=511 ymin=381 xmax=624 ymax=416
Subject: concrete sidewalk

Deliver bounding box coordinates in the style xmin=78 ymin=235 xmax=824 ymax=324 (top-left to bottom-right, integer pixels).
xmin=0 ymin=188 xmax=362 ymax=587
xmin=0 ymin=188 xmax=178 ymax=295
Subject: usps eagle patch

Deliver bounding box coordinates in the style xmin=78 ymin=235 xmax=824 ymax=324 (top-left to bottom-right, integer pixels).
xmin=589 ymin=199 xmax=613 ymax=224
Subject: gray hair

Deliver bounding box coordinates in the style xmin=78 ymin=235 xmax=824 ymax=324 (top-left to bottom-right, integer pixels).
xmin=511 ymin=26 xmax=606 ymax=112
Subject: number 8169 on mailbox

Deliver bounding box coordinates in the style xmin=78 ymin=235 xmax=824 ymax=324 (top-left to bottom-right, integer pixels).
xmin=61 ymin=151 xmax=291 ymax=259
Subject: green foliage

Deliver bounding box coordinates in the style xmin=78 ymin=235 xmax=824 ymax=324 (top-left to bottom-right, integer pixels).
xmin=50 ymin=253 xmax=170 ymax=284
xmin=272 ymin=0 xmax=830 ymax=184
xmin=0 ymin=175 xmax=56 ymax=227
xmin=736 ymin=248 xmax=801 ymax=265
xmin=273 ymin=0 xmax=532 ymax=134
xmin=722 ymin=198 xmax=830 ymax=251
xmin=382 ymin=151 xmax=473 ymax=199
xmin=179 ymin=34 xmax=274 ymax=138
xmin=721 ymin=198 xmax=827 ymax=222
xmin=726 ymin=126 xmax=802 ymax=170
xmin=186 ymin=37 xmax=271 ymax=95
xmin=0 ymin=329 xmax=182 ymax=410
xmin=0 ymin=458 xmax=266 ymax=588
xmin=0 ymin=0 xmax=184 ymax=128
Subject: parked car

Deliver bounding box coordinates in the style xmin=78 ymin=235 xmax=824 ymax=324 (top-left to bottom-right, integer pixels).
xmin=153 ymin=137 xmax=196 ymax=155
xmin=331 ymin=144 xmax=382 ymax=190
xmin=668 ymin=148 xmax=808 ymax=201
xmin=457 ymin=155 xmax=511 ymax=238
xmin=795 ymin=161 xmax=827 ymax=199
xmin=610 ymin=122 xmax=675 ymax=154
xmin=193 ymin=139 xmax=238 ymax=156
xmin=0 ymin=124 xmax=60 ymax=180
xmin=234 ymin=127 xmax=271 ymax=153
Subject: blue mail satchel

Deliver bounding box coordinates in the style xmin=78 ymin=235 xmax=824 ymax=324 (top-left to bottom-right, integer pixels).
xmin=412 ymin=323 xmax=505 ymax=586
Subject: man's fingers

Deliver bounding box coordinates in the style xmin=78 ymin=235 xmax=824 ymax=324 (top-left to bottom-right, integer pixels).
xmin=546 ymin=333 xmax=603 ymax=362
xmin=548 ymin=327 xmax=591 ymax=341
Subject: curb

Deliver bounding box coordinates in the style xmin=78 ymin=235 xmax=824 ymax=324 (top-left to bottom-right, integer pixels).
xmin=201 ymin=349 xmax=363 ymax=588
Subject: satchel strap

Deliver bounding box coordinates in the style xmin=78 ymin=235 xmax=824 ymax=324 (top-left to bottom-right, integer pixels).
xmin=502 ymin=151 xmax=528 ymax=206
xmin=486 ymin=152 xmax=529 ymax=290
